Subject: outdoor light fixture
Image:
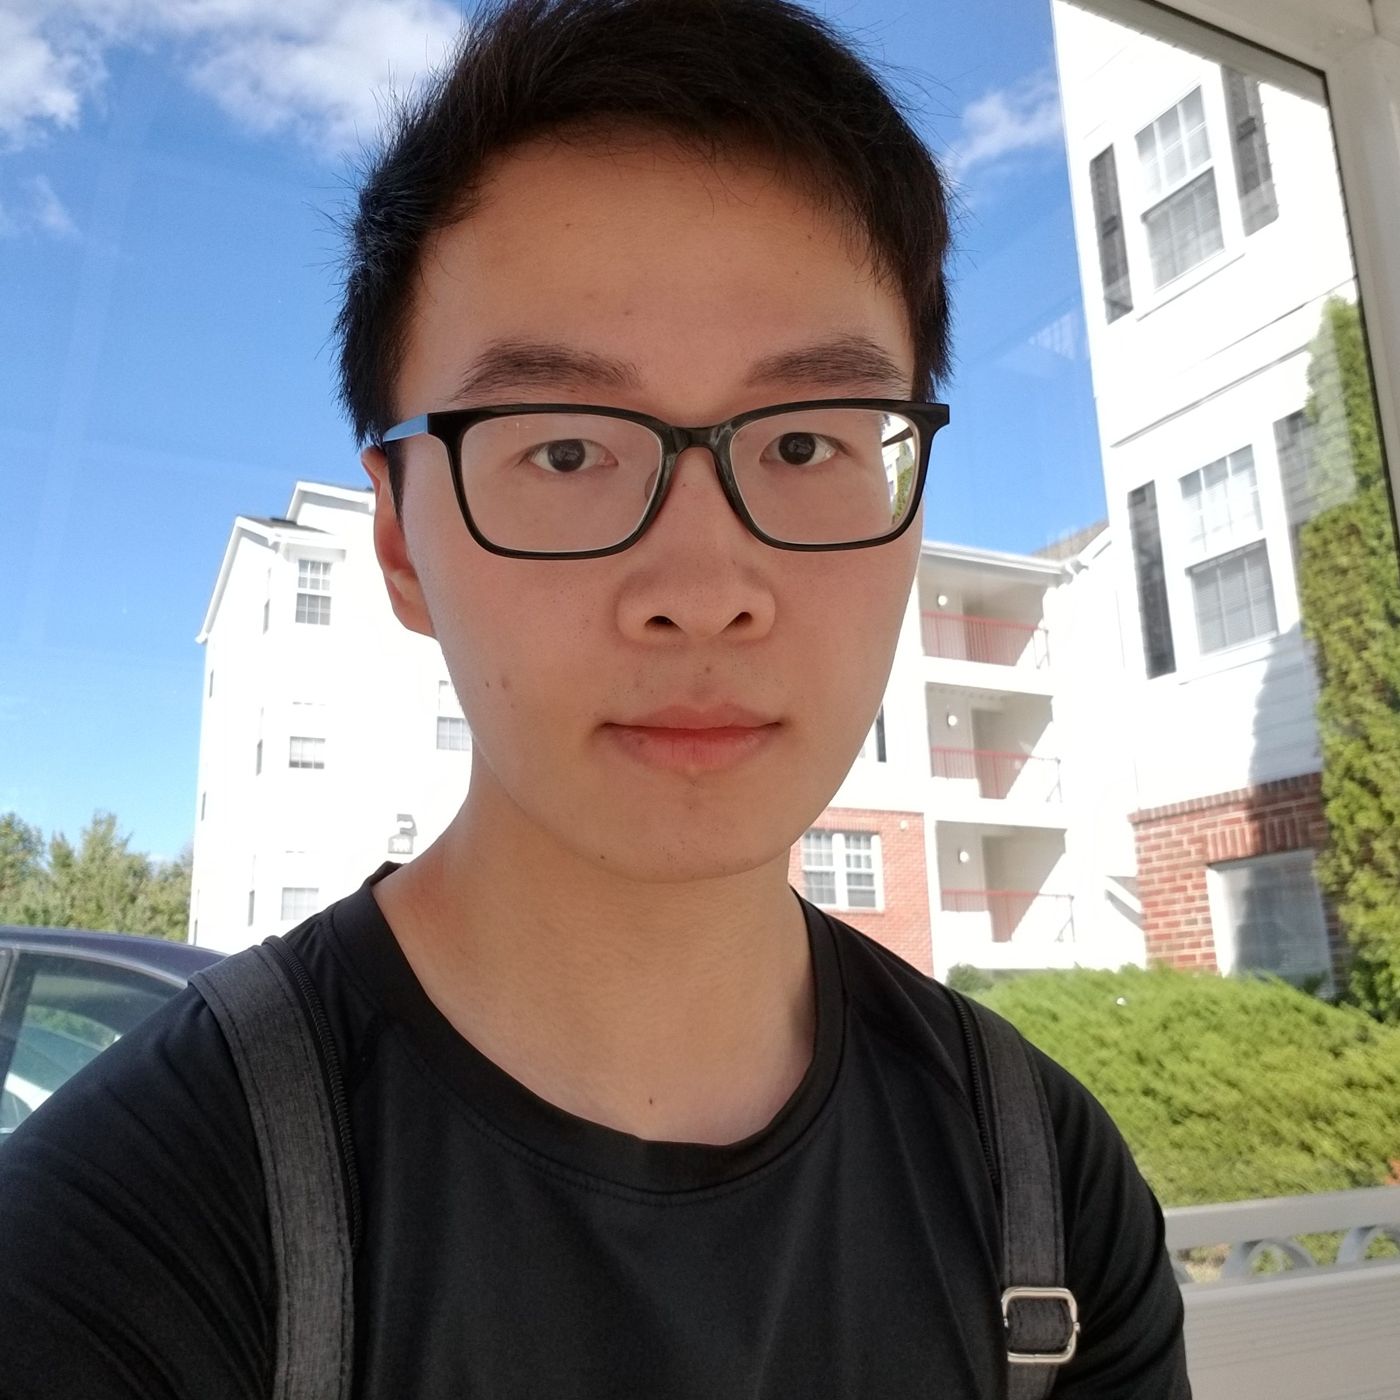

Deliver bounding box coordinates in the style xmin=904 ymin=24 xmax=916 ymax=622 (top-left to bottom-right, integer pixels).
xmin=389 ymin=812 xmax=417 ymax=856
xmin=947 ymin=712 xmax=959 ymax=727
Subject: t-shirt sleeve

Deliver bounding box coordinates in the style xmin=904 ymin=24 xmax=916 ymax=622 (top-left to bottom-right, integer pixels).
xmin=1030 ymin=1045 xmax=1193 ymax=1399
xmin=0 ymin=987 xmax=274 ymax=1400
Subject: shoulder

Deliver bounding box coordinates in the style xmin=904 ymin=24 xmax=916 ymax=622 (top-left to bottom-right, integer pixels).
xmin=817 ymin=916 xmax=1189 ymax=1392
xmin=0 ymin=968 xmax=274 ymax=1398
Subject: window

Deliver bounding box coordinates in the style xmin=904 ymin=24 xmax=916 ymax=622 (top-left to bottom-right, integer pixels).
xmin=1136 ymin=88 xmax=1224 ymax=287
xmin=247 ymin=890 xmax=255 ymax=926
xmin=262 ymin=597 xmax=270 ymax=633
xmin=857 ymin=707 xmax=887 ymax=763
xmin=436 ymin=717 xmax=470 ymax=751
xmin=801 ymin=830 xmax=882 ymax=910
xmin=295 ymin=558 xmax=332 ymax=626
xmin=1181 ymin=447 xmax=1262 ymax=559
xmin=289 ymin=736 xmax=326 ymax=769
xmin=1222 ymin=68 xmax=1278 ymax=235
xmin=0 ymin=953 xmax=183 ymax=1137
xmin=1127 ymin=483 xmax=1176 ymax=678
xmin=1190 ymin=541 xmax=1278 ymax=653
xmin=1089 ymin=146 xmax=1132 ymax=321
xmin=255 ymin=739 xmax=262 ymax=775
xmin=438 ymin=679 xmax=463 ymax=715
xmin=199 ymin=791 xmax=206 ymax=821
xmin=842 ymin=832 xmax=878 ymax=909
xmin=208 ymin=670 xmax=214 ymax=698
xmin=1211 ymin=852 xmax=1331 ymax=990
xmin=280 ymin=886 xmax=319 ymax=921
xmin=1180 ymin=447 xmax=1277 ymax=654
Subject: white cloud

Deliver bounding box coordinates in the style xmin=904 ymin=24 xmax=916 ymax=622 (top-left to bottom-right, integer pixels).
xmin=0 ymin=0 xmax=461 ymax=156
xmin=28 ymin=174 xmax=77 ymax=236
xmin=0 ymin=7 xmax=102 ymax=150
xmin=946 ymin=70 xmax=1064 ymax=181
xmin=0 ymin=174 xmax=79 ymax=238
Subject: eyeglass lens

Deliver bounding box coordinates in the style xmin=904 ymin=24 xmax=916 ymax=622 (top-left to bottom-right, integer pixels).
xmin=456 ymin=407 xmax=921 ymax=553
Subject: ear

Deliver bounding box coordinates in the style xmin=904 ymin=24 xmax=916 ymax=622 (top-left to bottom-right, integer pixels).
xmin=362 ymin=445 xmax=436 ymax=639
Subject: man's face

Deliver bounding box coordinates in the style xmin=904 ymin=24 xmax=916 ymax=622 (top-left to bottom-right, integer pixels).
xmin=369 ymin=132 xmax=923 ymax=883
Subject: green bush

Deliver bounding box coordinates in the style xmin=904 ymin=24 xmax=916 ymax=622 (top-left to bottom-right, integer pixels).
xmin=973 ymin=965 xmax=1400 ymax=1207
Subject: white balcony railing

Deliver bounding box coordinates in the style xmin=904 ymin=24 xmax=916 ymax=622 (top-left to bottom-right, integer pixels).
xmin=1164 ymin=1187 xmax=1400 ymax=1400
xmin=921 ymin=610 xmax=1050 ymax=668
xmin=939 ymin=889 xmax=1075 ymax=943
xmin=930 ymin=746 xmax=1063 ymax=801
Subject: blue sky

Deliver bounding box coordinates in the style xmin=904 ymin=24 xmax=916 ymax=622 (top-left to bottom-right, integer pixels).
xmin=0 ymin=0 xmax=1105 ymax=860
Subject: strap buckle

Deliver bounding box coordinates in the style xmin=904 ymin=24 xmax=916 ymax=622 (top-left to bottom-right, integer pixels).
xmin=1001 ymin=1286 xmax=1080 ymax=1366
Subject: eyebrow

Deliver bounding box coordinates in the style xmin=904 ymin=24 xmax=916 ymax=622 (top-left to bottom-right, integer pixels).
xmin=453 ymin=334 xmax=910 ymax=403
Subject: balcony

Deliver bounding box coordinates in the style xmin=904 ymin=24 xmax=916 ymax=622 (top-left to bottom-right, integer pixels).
xmin=930 ymin=746 xmax=1062 ymax=802
xmin=921 ymin=611 xmax=1050 ymax=668
xmin=939 ymin=888 xmax=1076 ymax=944
xmin=921 ymin=612 xmax=1054 ymax=697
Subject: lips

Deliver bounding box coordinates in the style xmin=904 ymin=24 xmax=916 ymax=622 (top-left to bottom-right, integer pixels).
xmin=613 ymin=704 xmax=776 ymax=730
xmin=602 ymin=705 xmax=782 ymax=774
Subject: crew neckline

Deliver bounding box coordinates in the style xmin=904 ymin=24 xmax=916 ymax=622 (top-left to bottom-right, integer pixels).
xmin=326 ymin=865 xmax=849 ymax=1195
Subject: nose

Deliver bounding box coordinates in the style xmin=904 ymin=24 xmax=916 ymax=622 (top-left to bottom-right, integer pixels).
xmin=615 ymin=444 xmax=777 ymax=642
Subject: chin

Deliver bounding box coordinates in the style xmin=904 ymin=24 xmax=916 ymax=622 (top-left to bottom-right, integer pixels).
xmin=559 ymin=808 xmax=801 ymax=886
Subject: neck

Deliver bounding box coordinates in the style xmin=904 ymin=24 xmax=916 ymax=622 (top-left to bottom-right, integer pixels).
xmin=372 ymin=772 xmax=816 ymax=1145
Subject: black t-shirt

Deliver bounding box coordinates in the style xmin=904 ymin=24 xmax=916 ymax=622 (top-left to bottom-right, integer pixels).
xmin=0 ymin=870 xmax=1189 ymax=1398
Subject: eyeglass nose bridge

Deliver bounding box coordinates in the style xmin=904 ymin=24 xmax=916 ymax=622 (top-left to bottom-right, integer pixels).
xmin=645 ymin=419 xmax=750 ymax=527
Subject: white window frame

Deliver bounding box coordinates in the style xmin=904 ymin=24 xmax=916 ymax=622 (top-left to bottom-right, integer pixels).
xmin=1135 ymin=85 xmax=1226 ymax=290
xmin=280 ymin=886 xmax=320 ymax=921
xmin=1164 ymin=440 xmax=1281 ymax=665
xmin=1205 ymin=849 xmax=1333 ymax=992
xmin=1118 ymin=75 xmax=1250 ymax=316
xmin=295 ymin=557 xmax=333 ymax=626
xmin=800 ymin=829 xmax=885 ymax=912
xmin=438 ymin=679 xmax=464 ymax=717
xmin=288 ymin=736 xmax=326 ymax=770
xmin=1180 ymin=446 xmax=1263 ymax=563
xmin=436 ymin=716 xmax=470 ymax=751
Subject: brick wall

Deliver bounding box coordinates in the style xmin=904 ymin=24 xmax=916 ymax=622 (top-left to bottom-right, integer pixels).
xmin=788 ymin=808 xmax=932 ymax=974
xmin=1129 ymin=772 xmax=1342 ymax=974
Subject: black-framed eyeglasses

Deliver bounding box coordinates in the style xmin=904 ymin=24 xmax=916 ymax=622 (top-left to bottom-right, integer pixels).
xmin=379 ymin=398 xmax=950 ymax=559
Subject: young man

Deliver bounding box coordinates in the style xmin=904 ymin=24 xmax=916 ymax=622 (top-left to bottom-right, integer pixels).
xmin=0 ymin=0 xmax=1190 ymax=1394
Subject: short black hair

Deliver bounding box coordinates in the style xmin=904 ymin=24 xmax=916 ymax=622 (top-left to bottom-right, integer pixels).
xmin=336 ymin=0 xmax=953 ymax=511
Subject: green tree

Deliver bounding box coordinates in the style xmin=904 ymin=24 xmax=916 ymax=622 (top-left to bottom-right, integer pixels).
xmin=0 ymin=813 xmax=45 ymax=909
xmin=0 ymin=810 xmax=190 ymax=942
xmin=1296 ymin=297 xmax=1400 ymax=1021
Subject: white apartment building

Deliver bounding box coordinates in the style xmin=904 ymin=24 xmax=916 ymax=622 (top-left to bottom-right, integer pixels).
xmin=191 ymin=483 xmax=467 ymax=952
xmin=1051 ymin=2 xmax=1355 ymax=984
xmin=912 ymin=528 xmax=1144 ymax=979
xmin=192 ymin=479 xmax=1145 ymax=980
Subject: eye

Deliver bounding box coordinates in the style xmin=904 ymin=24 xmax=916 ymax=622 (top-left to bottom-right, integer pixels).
xmin=523 ymin=438 xmax=613 ymax=474
xmin=761 ymin=430 xmax=841 ymax=468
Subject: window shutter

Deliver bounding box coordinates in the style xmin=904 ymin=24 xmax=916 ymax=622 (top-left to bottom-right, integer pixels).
xmin=1089 ymin=147 xmax=1132 ymax=321
xmin=1128 ymin=483 xmax=1176 ymax=677
xmin=1223 ymin=68 xmax=1278 ymax=234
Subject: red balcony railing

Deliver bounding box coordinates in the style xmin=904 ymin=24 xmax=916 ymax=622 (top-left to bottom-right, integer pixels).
xmin=940 ymin=889 xmax=1076 ymax=943
xmin=930 ymin=746 xmax=1062 ymax=801
xmin=921 ymin=611 xmax=1050 ymax=668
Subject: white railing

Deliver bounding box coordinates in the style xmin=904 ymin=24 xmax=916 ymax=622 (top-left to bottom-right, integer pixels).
xmin=1163 ymin=1187 xmax=1400 ymax=1400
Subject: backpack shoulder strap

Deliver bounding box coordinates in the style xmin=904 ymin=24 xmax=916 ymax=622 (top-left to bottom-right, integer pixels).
xmin=190 ymin=937 xmax=357 ymax=1400
xmin=946 ymin=988 xmax=1079 ymax=1399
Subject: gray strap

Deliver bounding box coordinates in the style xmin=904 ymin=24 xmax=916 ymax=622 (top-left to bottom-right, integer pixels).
xmin=964 ymin=998 xmax=1079 ymax=1400
xmin=191 ymin=943 xmax=355 ymax=1400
